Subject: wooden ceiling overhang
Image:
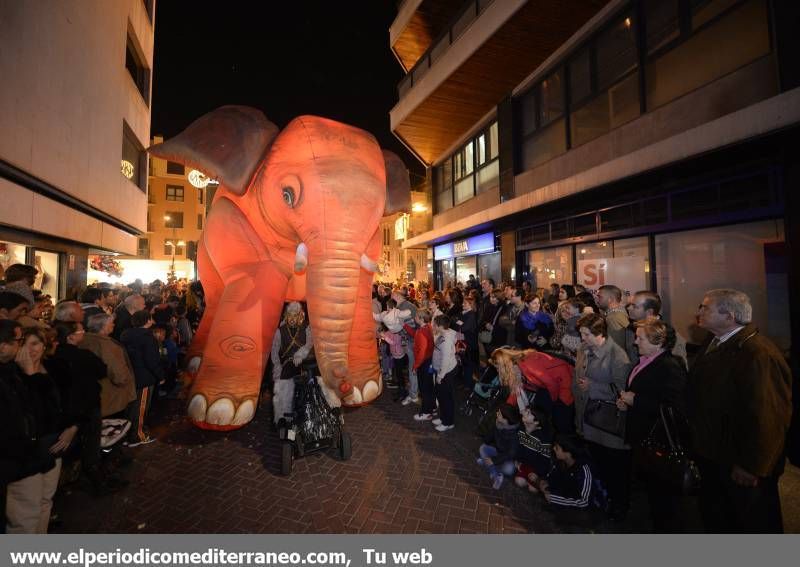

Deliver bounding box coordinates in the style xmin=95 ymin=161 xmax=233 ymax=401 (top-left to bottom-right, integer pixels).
xmin=393 ymin=0 xmax=607 ymax=165
xmin=392 ymin=0 xmax=466 ymax=72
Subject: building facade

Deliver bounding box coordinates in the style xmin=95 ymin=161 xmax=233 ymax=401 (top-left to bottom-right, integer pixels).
xmin=0 ymin=0 xmax=156 ymax=299
xmin=392 ymin=0 xmax=799 ymax=362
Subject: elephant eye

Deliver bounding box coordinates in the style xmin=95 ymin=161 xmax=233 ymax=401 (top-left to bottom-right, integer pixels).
xmin=282 ymin=186 xmax=295 ymax=208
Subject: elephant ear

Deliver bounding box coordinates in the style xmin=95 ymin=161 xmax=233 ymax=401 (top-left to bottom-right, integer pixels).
xmin=382 ymin=150 xmax=411 ymax=214
xmin=148 ymin=105 xmax=279 ymax=196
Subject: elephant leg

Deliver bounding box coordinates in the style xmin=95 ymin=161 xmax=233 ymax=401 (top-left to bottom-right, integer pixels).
xmin=187 ymin=198 xmax=288 ymax=430
xmin=185 ymin=238 xmax=223 ymax=375
xmin=342 ymin=227 xmax=382 ymax=406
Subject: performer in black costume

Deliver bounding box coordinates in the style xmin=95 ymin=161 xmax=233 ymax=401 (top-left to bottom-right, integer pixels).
xmin=270 ymin=302 xmax=314 ymax=424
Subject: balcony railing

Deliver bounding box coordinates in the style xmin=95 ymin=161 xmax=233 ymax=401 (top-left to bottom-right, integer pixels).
xmin=397 ymin=0 xmax=494 ymax=98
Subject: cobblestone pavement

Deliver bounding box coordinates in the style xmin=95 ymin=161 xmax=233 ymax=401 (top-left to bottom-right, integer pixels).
xmin=52 ymin=384 xmax=800 ymax=534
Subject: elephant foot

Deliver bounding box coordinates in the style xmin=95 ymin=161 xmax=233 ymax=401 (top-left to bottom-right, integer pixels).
xmin=341 ymin=376 xmax=383 ymax=407
xmin=187 ymin=394 xmax=257 ymax=431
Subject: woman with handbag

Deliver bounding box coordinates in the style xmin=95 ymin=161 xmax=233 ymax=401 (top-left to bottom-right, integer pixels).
xmin=572 ymin=313 xmax=632 ymax=520
xmin=616 ymin=319 xmax=688 ymax=532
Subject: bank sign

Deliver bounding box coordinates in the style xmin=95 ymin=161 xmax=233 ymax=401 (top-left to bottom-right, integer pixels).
xmin=434 ymin=232 xmax=495 ymax=260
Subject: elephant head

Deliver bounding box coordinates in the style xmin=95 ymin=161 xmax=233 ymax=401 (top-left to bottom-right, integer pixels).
xmin=149 ymin=106 xmax=410 ymax=429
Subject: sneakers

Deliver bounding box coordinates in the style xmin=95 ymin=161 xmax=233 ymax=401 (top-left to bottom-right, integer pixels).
xmin=401 ymin=396 xmax=419 ymax=406
xmin=127 ymin=436 xmax=156 ymax=448
xmin=432 ymin=418 xmax=442 ymax=426
xmin=435 ymin=424 xmax=454 ymax=432
xmin=414 ymin=413 xmax=433 ymax=421
xmin=491 ymin=474 xmax=504 ymax=490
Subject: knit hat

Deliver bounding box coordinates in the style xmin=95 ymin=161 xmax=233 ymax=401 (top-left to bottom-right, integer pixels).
xmin=2 ymin=281 xmax=34 ymax=306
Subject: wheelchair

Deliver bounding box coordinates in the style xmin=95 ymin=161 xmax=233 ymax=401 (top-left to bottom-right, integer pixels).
xmin=277 ymin=361 xmax=352 ymax=476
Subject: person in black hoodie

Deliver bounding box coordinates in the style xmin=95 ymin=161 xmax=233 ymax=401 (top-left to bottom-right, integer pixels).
xmin=540 ymin=433 xmax=596 ymax=510
xmin=49 ymin=321 xmax=123 ymax=497
xmin=477 ymin=403 xmax=521 ymax=490
xmin=617 ymin=319 xmax=687 ymax=532
xmin=121 ymin=309 xmax=164 ymax=446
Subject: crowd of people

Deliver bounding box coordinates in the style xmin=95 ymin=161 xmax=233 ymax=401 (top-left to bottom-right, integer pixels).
xmin=1 ymin=265 xmax=204 ymax=533
xmin=1 ymin=258 xmax=794 ymax=534
xmin=371 ymin=277 xmax=792 ymax=533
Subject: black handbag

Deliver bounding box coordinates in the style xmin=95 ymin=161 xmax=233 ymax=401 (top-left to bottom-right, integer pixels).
xmin=639 ymin=405 xmax=701 ymax=495
xmin=583 ymin=383 xmax=626 ymax=438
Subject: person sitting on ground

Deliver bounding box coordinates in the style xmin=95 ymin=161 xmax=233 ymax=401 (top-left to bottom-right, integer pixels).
xmin=478 ymin=403 xmax=521 ymax=489
xmin=514 ymin=408 xmax=554 ymax=493
xmin=120 ymin=310 xmax=163 ymax=446
xmin=538 ymin=433 xmax=595 ymax=509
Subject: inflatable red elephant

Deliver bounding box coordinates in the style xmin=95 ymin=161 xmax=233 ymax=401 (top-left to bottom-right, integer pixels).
xmin=149 ymin=106 xmax=410 ymax=430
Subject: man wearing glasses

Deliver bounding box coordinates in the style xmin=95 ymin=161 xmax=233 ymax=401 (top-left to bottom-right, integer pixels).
xmin=688 ymin=289 xmax=792 ymax=533
xmin=0 ymin=319 xmax=38 ymax=533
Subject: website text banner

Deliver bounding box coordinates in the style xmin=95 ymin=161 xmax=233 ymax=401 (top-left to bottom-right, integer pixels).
xmin=0 ymin=535 xmax=792 ymax=567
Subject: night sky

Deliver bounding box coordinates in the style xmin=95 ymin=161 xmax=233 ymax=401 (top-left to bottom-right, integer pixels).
xmin=150 ymin=1 xmax=424 ymax=178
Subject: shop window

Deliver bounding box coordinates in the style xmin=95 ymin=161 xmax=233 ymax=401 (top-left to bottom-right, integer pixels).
xmin=576 ymin=237 xmax=650 ymax=297
xmin=455 ymin=256 xmax=478 ymax=285
xmin=33 ymin=250 xmax=59 ymax=298
xmin=121 ymin=123 xmax=145 ymax=191
xmin=478 ymin=252 xmax=501 ymax=287
xmin=527 ymin=247 xmax=573 ymax=290
xmin=165 ymin=212 xmax=183 ymax=228
xmin=439 ymin=259 xmax=455 ymax=289
xmin=655 ymin=220 xmax=788 ymax=350
xmin=166 ymin=185 xmax=184 ymax=202
xmin=645 ymin=0 xmax=771 ymax=110
xmin=0 ymin=241 xmax=28 ymax=281
xmin=520 ymin=70 xmax=567 ymax=171
xmin=125 ymin=33 xmax=150 ymax=105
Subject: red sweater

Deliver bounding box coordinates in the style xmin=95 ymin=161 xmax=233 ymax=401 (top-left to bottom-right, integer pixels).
xmin=517 ymin=351 xmax=575 ymax=405
xmin=403 ymin=323 xmax=434 ymax=370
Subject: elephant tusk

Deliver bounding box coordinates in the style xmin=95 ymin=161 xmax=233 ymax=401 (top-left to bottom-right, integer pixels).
xmin=360 ymin=253 xmax=378 ymax=273
xmin=294 ymin=243 xmax=308 ymax=273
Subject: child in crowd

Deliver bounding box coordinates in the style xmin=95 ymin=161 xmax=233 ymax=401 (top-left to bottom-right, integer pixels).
xmin=478 ymin=403 xmax=521 ymax=489
xmin=538 ymin=434 xmax=595 ymax=509
xmin=514 ymin=409 xmax=554 ymax=492
xmin=405 ymin=309 xmax=436 ymax=422
xmin=372 ymin=298 xmax=411 ymax=333
xmin=430 ymin=314 xmax=457 ymax=432
xmin=379 ymin=321 xmax=408 ymax=401
xmin=153 ymin=324 xmax=178 ymax=397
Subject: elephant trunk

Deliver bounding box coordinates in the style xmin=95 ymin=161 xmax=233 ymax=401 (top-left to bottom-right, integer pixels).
xmin=305 ymin=251 xmax=363 ymax=396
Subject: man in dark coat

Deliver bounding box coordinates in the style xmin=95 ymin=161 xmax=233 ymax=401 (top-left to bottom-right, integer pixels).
xmin=121 ymin=309 xmax=164 ymax=446
xmin=687 ymin=289 xmax=792 ymax=533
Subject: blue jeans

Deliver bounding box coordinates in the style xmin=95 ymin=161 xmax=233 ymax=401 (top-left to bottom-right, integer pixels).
xmin=404 ymin=335 xmax=418 ymax=399
xmin=479 ymin=444 xmax=516 ymax=478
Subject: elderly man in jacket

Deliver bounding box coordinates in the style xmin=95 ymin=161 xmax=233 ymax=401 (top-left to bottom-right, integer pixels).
xmin=688 ymin=289 xmax=792 ymax=533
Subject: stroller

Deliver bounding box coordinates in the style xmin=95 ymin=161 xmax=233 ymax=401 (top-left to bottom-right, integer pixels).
xmin=460 ymin=365 xmax=503 ymax=419
xmin=277 ymin=361 xmax=352 ymax=476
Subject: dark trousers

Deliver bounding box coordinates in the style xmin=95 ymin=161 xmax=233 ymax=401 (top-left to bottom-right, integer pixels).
xmin=417 ymin=359 xmax=435 ymax=414
xmin=552 ymin=402 xmax=575 ymax=434
xmin=588 ymin=441 xmax=632 ymax=514
xmin=435 ymin=368 xmax=457 ymax=426
xmin=392 ymin=355 xmax=409 ymax=399
xmin=80 ymin=406 xmax=102 ymax=470
xmin=696 ymin=458 xmax=784 ymax=533
xmin=632 ymin=449 xmax=686 ymax=532
xmin=461 ymin=345 xmax=478 ymax=387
